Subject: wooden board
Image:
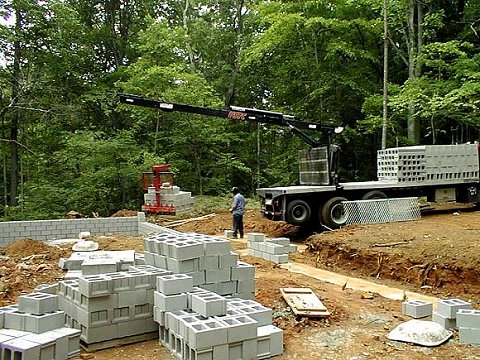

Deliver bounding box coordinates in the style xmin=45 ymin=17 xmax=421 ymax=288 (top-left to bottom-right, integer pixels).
xmin=280 ymin=287 xmax=330 ymax=317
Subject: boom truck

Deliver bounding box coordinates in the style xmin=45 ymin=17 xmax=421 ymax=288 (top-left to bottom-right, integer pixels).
xmin=119 ymin=93 xmax=480 ymax=229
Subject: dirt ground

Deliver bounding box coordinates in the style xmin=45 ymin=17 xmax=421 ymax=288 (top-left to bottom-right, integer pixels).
xmin=1 ymin=206 xmax=480 ymax=359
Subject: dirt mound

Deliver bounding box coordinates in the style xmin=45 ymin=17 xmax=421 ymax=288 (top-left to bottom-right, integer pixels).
xmin=2 ymin=238 xmax=65 ymax=259
xmin=111 ymin=210 xmax=138 ymax=217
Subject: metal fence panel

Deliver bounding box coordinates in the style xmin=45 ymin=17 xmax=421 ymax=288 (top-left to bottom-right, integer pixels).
xmin=343 ymin=197 xmax=421 ymax=225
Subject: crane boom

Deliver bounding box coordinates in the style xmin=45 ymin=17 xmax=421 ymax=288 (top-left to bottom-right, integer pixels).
xmin=118 ymin=93 xmax=342 ymax=147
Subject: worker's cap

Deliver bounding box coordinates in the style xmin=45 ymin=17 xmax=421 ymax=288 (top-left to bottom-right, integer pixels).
xmin=231 ymin=187 xmax=239 ymax=194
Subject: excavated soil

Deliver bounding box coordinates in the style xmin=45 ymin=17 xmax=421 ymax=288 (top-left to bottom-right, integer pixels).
xmin=1 ymin=206 xmax=480 ymax=359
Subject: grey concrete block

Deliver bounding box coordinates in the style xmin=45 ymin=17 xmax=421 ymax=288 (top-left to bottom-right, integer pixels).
xmin=248 ymin=241 xmax=259 ymax=250
xmin=177 ymin=315 xmax=204 ymax=339
xmin=459 ymin=327 xmax=480 ymax=345
xmin=154 ymin=254 xmax=168 ymax=269
xmin=237 ymin=279 xmax=256 ymax=293
xmin=24 ymin=310 xmax=65 ymax=333
xmin=436 ymin=298 xmax=472 ymax=319
xmin=165 ymin=310 xmax=193 ymax=333
xmin=126 ymin=271 xmax=152 ymax=290
xmin=154 ymin=291 xmax=188 ymax=312
xmin=263 ymin=243 xmax=286 ymax=255
xmin=133 ymin=303 xmax=153 ymax=319
xmin=157 ymin=274 xmax=194 ymax=295
xmin=432 ymin=311 xmax=456 ymax=330
xmin=4 ymin=311 xmax=25 ymax=331
xmin=231 ymin=262 xmax=255 ymax=281
xmin=171 ymin=240 xmax=204 ymax=260
xmin=187 ymin=288 xmax=211 ymax=309
xmin=401 ymin=300 xmax=433 ymax=319
xmin=218 ymin=315 xmax=258 ymax=342
xmin=76 ymin=307 xmax=110 ymax=327
xmin=191 ymin=293 xmax=227 ymax=318
xmin=456 ymin=309 xmax=480 ymax=329
xmin=117 ymin=289 xmax=148 ymax=307
xmin=218 ymin=253 xmax=238 ymax=268
xmin=266 ymin=237 xmax=290 ymax=246
xmin=242 ymin=338 xmax=258 ymax=360
xmin=134 ymin=252 xmax=145 ymax=265
xmin=270 ymin=254 xmax=289 ymax=264
xmin=117 ymin=318 xmax=150 ymax=338
xmin=224 ymin=230 xmax=234 ymax=239
xmin=199 ymin=256 xmax=219 ymax=271
xmin=246 ymin=233 xmax=265 ymax=242
xmin=104 ymin=272 xmax=132 ymax=293
xmin=80 ymin=323 xmax=118 ymax=344
xmin=34 ymin=283 xmax=59 ymax=295
xmin=186 ymin=319 xmax=228 ymax=349
xmin=78 ymin=275 xmax=111 ymax=298
xmin=203 ymin=238 xmax=231 ymax=255
xmin=18 ymin=292 xmax=59 ymax=315
xmin=79 ymin=293 xmax=117 ymax=312
xmin=81 ymin=257 xmax=118 ymax=275
xmin=1 ymin=337 xmax=41 ymax=359
xmin=50 ymin=327 xmax=81 ymax=358
xmin=167 ymin=257 xmax=199 ymax=273
xmin=153 ymin=306 xmax=166 ymax=326
xmin=186 ymin=271 xmax=206 ymax=286
xmin=112 ymin=306 xmax=132 ymax=323
xmin=144 ymin=251 xmax=155 ymax=265
xmin=244 ymin=305 xmax=273 ymax=327
xmin=217 ymin=281 xmax=237 ymax=296
xmin=20 ymin=332 xmax=57 ymax=359
xmin=205 ymin=269 xmax=230 ymax=283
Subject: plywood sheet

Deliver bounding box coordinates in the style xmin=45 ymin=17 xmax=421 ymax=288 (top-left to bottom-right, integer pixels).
xmin=280 ymin=287 xmax=330 ymax=317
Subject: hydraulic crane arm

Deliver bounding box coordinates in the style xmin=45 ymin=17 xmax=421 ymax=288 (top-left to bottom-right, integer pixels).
xmin=119 ymin=93 xmax=343 ymax=147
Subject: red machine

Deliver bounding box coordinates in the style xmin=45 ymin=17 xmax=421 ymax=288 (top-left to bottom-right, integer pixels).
xmin=141 ymin=164 xmax=176 ymax=214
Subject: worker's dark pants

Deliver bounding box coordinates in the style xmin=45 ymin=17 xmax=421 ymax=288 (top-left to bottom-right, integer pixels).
xmin=232 ymin=214 xmax=244 ymax=238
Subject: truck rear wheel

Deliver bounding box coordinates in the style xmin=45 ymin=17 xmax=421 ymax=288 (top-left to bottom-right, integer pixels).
xmin=321 ymin=197 xmax=348 ymax=229
xmin=286 ymin=199 xmax=312 ymax=226
xmin=362 ymin=190 xmax=387 ymax=200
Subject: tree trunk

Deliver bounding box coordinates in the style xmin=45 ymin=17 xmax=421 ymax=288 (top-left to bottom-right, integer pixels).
xmin=9 ymin=7 xmax=22 ymax=207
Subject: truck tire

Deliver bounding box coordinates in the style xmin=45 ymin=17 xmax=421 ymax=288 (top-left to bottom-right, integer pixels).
xmin=321 ymin=197 xmax=348 ymax=229
xmin=362 ymin=190 xmax=387 ymax=200
xmin=286 ymin=199 xmax=312 ymax=226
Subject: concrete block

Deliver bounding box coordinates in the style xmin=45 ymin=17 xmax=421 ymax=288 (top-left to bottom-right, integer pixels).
xmin=133 ymin=303 xmax=153 ymax=319
xmin=1 ymin=338 xmax=41 ymax=360
xmin=224 ymin=230 xmax=234 ymax=239
xmin=199 ymin=256 xmax=219 ymax=271
xmin=231 ymin=262 xmax=255 ymax=281
xmin=112 ymin=306 xmax=133 ymax=323
xmin=79 ymin=293 xmax=117 ymax=312
xmin=117 ymin=318 xmax=148 ymax=338
xmin=217 ymin=281 xmax=237 ymax=296
xmin=177 ymin=315 xmax=204 ymax=339
xmin=263 ymin=243 xmax=286 ymax=255
xmin=187 ymin=288 xmax=211 ymax=309
xmin=203 ymin=238 xmax=231 ymax=255
xmin=248 ymin=241 xmax=259 ymax=250
xmin=218 ymin=315 xmax=258 ymax=342
xmin=24 ymin=310 xmax=65 ymax=333
xmin=144 ymin=251 xmax=155 ymax=265
xmin=191 ymin=293 xmax=227 ymax=318
xmin=270 ymin=254 xmax=289 ymax=264
xmin=126 ymin=271 xmax=152 ymax=290
xmin=4 ymin=311 xmax=25 ymax=331
xmin=51 ymin=327 xmax=81 ymax=358
xmin=246 ymin=233 xmax=265 ymax=242
xmin=117 ymin=288 xmax=148 ymax=307
xmin=80 ymin=323 xmax=118 ymax=344
xmin=436 ymin=298 xmax=472 ymax=319
xmin=77 ymin=307 xmax=111 ymax=327
xmin=165 ymin=310 xmax=194 ymax=333
xmin=153 ymin=306 xmax=166 ymax=326
xmin=134 ymin=252 xmax=145 ymax=265
xmin=104 ymin=272 xmax=133 ymax=292
xmin=266 ymin=237 xmax=290 ymax=246
xmin=401 ymin=300 xmax=433 ymax=319
xmin=186 ymin=271 xmax=206 ymax=286
xmin=432 ymin=311 xmax=456 ymax=330
xmin=459 ymin=327 xmax=480 ymax=345
xmin=153 ymin=254 xmax=168 ymax=269
xmin=167 ymin=257 xmax=199 ymax=273
xmin=285 ymin=244 xmax=298 ymax=253
xmin=244 ymin=305 xmax=273 ymax=327
xmin=154 ymin=291 xmax=188 ymax=312
xmin=81 ymin=257 xmax=118 ymax=275
xmin=205 ymin=268 xmax=230 ymax=284
xmin=218 ymin=253 xmax=238 ymax=268
xmin=34 ymin=283 xmax=59 ymax=295
xmin=171 ymin=240 xmax=204 ymax=260
xmin=456 ymin=309 xmax=480 ymax=329
xmin=242 ymin=338 xmax=258 ymax=360
xmin=186 ymin=319 xmax=228 ymax=349
xmin=157 ymin=273 xmax=194 ymax=295
xmin=237 ymin=279 xmax=256 ymax=293
xmin=78 ymin=274 xmax=111 ymax=298
xmin=20 ymin=332 xmax=57 ymax=359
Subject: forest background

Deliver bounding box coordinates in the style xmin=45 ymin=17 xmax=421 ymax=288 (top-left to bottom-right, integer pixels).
xmin=0 ymin=0 xmax=479 ymax=220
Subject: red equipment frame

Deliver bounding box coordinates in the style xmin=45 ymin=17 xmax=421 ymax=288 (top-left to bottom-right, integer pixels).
xmin=141 ymin=164 xmax=176 ymax=215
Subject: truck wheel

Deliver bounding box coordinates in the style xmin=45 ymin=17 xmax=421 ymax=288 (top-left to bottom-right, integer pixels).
xmin=362 ymin=190 xmax=387 ymax=200
xmin=321 ymin=197 xmax=348 ymax=229
xmin=286 ymin=199 xmax=312 ymax=226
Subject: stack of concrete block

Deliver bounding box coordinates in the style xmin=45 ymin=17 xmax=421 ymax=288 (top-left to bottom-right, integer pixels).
xmin=457 ymin=309 xmax=480 ymax=345
xmin=433 ymin=298 xmax=472 ymax=330
xmin=143 ymin=233 xmax=256 ymax=300
xmin=153 ymin=273 xmax=283 ymax=359
xmin=401 ymin=300 xmax=433 ymax=319
xmin=144 ymin=185 xmax=195 ymax=213
xmin=377 ymin=144 xmax=479 ymax=184
xmin=246 ymin=233 xmax=297 ymax=264
xmin=57 ymin=265 xmax=171 ymax=346
xmin=0 ymin=293 xmax=81 ymax=359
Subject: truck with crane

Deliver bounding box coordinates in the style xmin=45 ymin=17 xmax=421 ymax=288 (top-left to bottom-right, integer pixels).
xmin=119 ymin=93 xmax=480 ymax=229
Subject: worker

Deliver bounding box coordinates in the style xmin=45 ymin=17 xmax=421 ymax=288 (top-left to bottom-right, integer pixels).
xmin=229 ymin=187 xmax=245 ymax=238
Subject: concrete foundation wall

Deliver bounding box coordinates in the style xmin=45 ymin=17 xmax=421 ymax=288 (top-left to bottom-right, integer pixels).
xmin=0 ymin=215 xmax=146 ymax=247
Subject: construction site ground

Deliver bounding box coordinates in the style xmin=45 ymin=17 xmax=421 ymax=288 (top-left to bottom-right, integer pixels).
xmin=1 ymin=205 xmax=479 ymax=359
